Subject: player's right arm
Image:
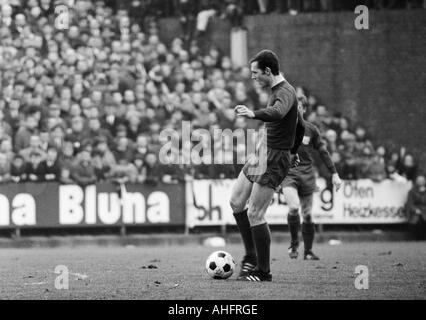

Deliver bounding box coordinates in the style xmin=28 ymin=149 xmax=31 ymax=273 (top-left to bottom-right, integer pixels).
xmin=252 ymin=88 xmax=294 ymax=122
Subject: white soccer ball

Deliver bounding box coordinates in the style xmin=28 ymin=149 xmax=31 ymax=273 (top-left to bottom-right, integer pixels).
xmin=205 ymin=251 xmax=236 ymax=279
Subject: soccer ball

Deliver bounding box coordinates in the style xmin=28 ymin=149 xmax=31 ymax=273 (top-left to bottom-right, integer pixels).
xmin=205 ymin=251 xmax=236 ymax=279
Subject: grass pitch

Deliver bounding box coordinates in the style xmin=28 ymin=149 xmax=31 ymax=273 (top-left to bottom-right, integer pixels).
xmin=0 ymin=241 xmax=425 ymax=300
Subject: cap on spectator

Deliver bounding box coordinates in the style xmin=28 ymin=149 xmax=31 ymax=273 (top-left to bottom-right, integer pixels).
xmin=343 ymin=133 xmax=356 ymax=141
xmin=92 ymin=149 xmax=104 ymax=158
xmin=51 ymin=122 xmax=65 ymax=131
xmin=13 ymin=154 xmax=24 ymax=161
xmin=29 ymin=150 xmax=42 ymax=158
xmin=94 ymin=136 xmax=108 ymax=145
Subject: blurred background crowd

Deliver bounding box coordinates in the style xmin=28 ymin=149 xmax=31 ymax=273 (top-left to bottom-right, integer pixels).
xmin=0 ymin=0 xmax=423 ymax=192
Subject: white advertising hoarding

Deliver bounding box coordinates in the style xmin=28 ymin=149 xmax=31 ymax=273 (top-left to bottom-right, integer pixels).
xmin=186 ymin=179 xmax=411 ymax=227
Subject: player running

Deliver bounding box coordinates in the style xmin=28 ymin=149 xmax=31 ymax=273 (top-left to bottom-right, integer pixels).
xmin=229 ymin=50 xmax=305 ymax=282
xmin=283 ymin=94 xmax=342 ymax=261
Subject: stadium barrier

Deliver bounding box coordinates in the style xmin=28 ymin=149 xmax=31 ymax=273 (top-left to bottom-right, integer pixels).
xmin=0 ymin=182 xmax=186 ymax=229
xmin=0 ymin=179 xmax=412 ymax=233
xmin=186 ymin=178 xmax=412 ymax=228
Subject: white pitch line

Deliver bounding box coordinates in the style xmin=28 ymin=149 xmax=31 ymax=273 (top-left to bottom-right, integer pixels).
xmin=50 ymin=270 xmax=89 ymax=280
xmin=24 ymin=282 xmax=48 ymax=286
xmin=69 ymin=272 xmax=89 ymax=280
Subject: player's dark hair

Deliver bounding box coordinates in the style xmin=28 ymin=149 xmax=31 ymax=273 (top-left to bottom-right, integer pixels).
xmin=249 ymin=50 xmax=280 ymax=75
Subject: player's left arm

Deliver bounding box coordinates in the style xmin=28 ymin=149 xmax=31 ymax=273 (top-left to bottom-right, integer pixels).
xmin=312 ymin=126 xmax=342 ymax=191
xmin=289 ymin=111 xmax=306 ymax=167
xmin=291 ymin=111 xmax=306 ymax=155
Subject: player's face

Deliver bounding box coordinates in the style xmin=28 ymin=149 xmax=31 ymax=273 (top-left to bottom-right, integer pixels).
xmin=250 ymin=62 xmax=269 ymax=88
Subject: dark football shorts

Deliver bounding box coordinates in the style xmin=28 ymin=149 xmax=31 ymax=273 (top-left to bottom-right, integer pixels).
xmin=242 ymin=148 xmax=291 ymax=190
xmin=281 ymin=165 xmax=317 ymax=196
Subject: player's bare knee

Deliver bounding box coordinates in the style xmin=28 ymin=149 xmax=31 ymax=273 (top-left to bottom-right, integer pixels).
xmin=247 ymin=207 xmax=265 ymax=226
xmin=248 ymin=213 xmax=265 ymax=227
xmin=288 ymin=207 xmax=300 ymax=216
xmin=230 ymin=195 xmax=245 ymax=213
xmin=303 ymin=214 xmax=313 ymax=224
xmin=285 ymin=198 xmax=300 ymax=212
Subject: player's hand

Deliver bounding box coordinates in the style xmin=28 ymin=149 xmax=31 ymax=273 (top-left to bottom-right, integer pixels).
xmin=246 ymin=154 xmax=259 ymax=166
xmin=291 ymin=153 xmax=300 ymax=168
xmin=234 ymin=105 xmax=255 ymax=118
xmin=332 ymin=173 xmax=342 ymax=192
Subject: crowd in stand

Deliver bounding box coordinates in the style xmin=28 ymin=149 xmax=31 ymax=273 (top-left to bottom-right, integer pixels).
xmin=298 ymin=88 xmax=420 ymax=183
xmin=0 ymin=0 xmax=422 ymax=191
xmin=126 ymin=0 xmax=426 ymax=40
xmin=119 ymin=0 xmax=426 ymax=19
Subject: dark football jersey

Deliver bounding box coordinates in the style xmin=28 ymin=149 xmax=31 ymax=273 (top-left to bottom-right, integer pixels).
xmin=295 ymin=121 xmax=336 ymax=174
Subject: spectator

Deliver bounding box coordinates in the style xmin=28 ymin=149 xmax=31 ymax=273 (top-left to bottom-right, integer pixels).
xmin=49 ymin=124 xmax=66 ymax=150
xmin=143 ymin=152 xmax=162 ymax=185
xmin=101 ymin=101 xmax=123 ymax=137
xmin=133 ymin=153 xmax=147 ymax=184
xmin=88 ymin=117 xmax=114 ymax=147
xmin=357 ymin=146 xmax=375 ymax=179
xmin=0 ymin=152 xmax=11 ymax=183
xmin=324 ymin=129 xmax=338 ymax=154
xmin=354 ymin=126 xmax=373 ymax=155
xmin=386 ymin=162 xmax=407 ymax=182
xmin=39 ymin=0 xmax=53 ymax=17
xmin=134 ymin=134 xmax=150 ymax=159
xmin=223 ymin=0 xmax=244 ymax=28
xmin=92 ymin=149 xmax=111 ymax=181
xmin=39 ymin=128 xmax=50 ymax=153
xmin=160 ymin=156 xmax=185 ymax=183
xmin=126 ymin=111 xmax=143 ymax=141
xmin=339 ymin=133 xmax=358 ymax=180
xmin=19 ymin=135 xmax=46 ymax=162
xmin=70 ymin=150 xmax=97 ymax=187
xmin=66 ymin=116 xmax=88 ymax=153
xmin=368 ymin=152 xmax=387 ymax=182
xmin=386 ymin=150 xmax=401 ymax=177
xmin=93 ymin=136 xmax=116 ymax=173
xmin=0 ymin=138 xmax=14 ymax=162
xmin=195 ymin=1 xmax=218 ymax=38
xmin=3 ymin=99 xmax=21 ymax=134
xmin=113 ymin=136 xmax=134 ymax=163
xmin=14 ymin=113 xmax=39 ymax=152
xmin=0 ymin=108 xmax=13 ymax=138
xmin=110 ymin=158 xmax=138 ymax=185
xmin=43 ymin=146 xmax=61 ymax=182
xmin=10 ymin=154 xmax=27 ymax=183
xmin=177 ymin=0 xmax=197 ymax=42
xmin=25 ymin=150 xmax=46 ymax=182
xmin=399 ymin=153 xmax=418 ymax=181
xmin=59 ymin=140 xmax=76 ymax=169
xmin=406 ymin=175 xmax=426 ymax=239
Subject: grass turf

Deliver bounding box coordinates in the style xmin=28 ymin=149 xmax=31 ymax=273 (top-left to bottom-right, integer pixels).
xmin=0 ymin=241 xmax=425 ymax=300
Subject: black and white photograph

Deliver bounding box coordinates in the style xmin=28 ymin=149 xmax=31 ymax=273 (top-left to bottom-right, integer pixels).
xmin=0 ymin=0 xmax=425 ymax=308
